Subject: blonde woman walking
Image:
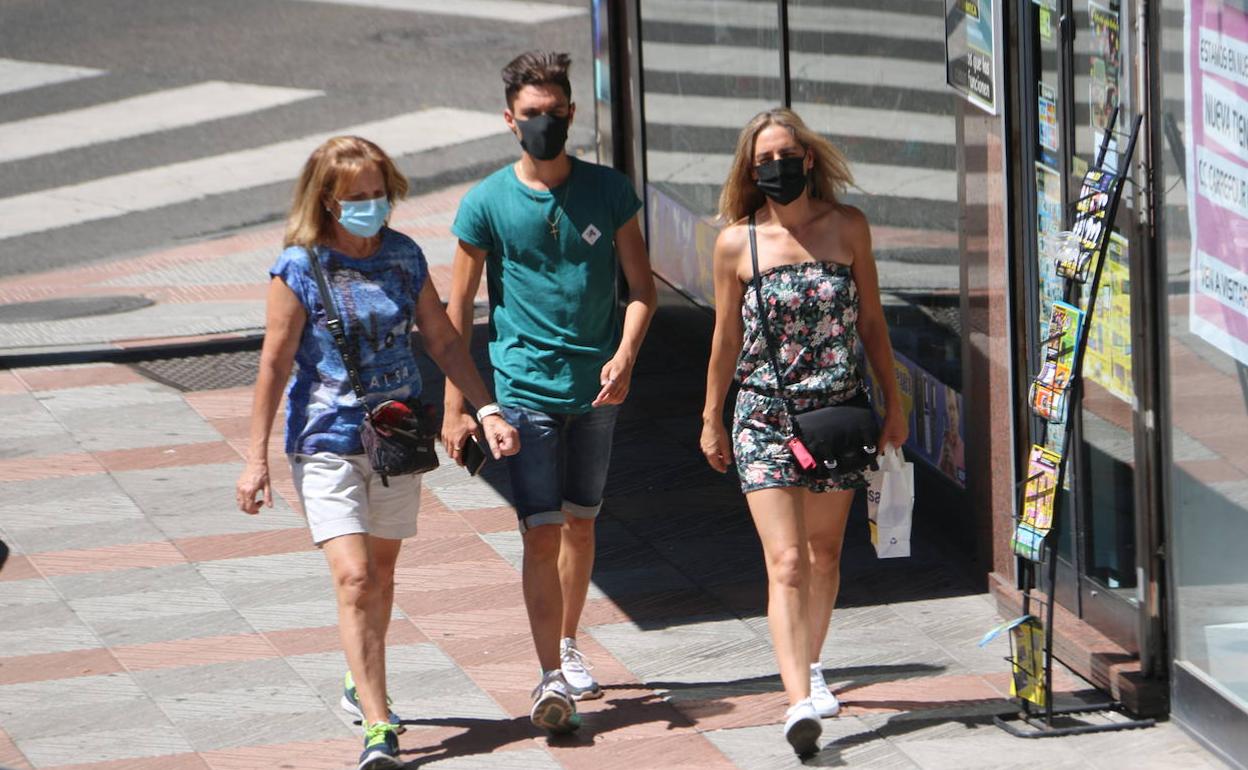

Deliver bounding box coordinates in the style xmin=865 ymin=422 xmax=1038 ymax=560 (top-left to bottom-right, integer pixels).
xmin=700 ymin=109 xmax=906 ymax=756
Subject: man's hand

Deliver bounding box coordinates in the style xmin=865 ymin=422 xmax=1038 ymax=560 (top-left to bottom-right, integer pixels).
xmin=480 ymin=414 xmax=520 ymax=459
xmin=593 ymin=353 xmax=635 ymax=407
xmin=441 ymin=408 xmax=480 ymax=466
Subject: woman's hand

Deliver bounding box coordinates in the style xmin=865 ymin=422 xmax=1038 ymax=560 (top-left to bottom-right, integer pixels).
xmin=700 ymin=420 xmax=734 ymax=473
xmin=480 ymin=414 xmax=520 ymax=459
xmin=441 ymin=408 xmax=480 ymax=466
xmin=879 ymin=407 xmax=909 ymax=454
xmin=236 ymin=460 xmax=272 ymax=515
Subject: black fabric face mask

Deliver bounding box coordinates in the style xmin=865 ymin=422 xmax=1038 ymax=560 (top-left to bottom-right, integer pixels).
xmin=755 ymin=156 xmax=809 ymax=205
xmin=515 ymin=112 xmax=570 ymax=161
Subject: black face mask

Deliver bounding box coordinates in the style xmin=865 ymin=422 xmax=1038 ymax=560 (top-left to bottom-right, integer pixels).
xmin=515 ymin=112 xmax=570 ymax=161
xmin=755 ymin=156 xmax=809 ymax=205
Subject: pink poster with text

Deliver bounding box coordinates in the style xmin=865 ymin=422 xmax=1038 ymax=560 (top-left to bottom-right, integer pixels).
xmin=1186 ymin=1 xmax=1248 ymax=365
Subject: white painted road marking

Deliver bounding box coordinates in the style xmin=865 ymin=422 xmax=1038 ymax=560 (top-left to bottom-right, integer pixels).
xmin=0 ymin=58 xmax=103 ymax=98
xmin=290 ymin=0 xmax=586 ymax=23
xmin=0 ymin=108 xmax=508 ymax=240
xmin=0 ymin=81 xmax=323 ymax=164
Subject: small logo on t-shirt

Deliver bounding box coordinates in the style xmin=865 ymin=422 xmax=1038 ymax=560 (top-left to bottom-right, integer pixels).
xmin=581 ymin=223 xmax=602 ymax=245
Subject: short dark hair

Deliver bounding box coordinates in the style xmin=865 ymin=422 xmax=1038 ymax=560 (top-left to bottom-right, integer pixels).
xmin=502 ymin=51 xmax=572 ymax=109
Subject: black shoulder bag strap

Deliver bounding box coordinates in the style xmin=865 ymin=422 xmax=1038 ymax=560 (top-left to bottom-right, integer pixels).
xmin=306 ymin=247 xmax=371 ymax=410
xmin=748 ymin=215 xmax=802 ymax=439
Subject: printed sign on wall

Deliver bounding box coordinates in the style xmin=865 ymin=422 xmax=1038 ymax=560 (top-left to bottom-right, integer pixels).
xmin=1186 ymin=3 xmax=1248 ymax=365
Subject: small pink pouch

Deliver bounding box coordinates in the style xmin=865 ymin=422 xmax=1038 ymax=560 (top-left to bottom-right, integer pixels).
xmin=787 ymin=436 xmax=818 ymax=471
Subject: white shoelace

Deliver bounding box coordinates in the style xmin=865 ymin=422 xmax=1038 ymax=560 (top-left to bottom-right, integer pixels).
xmin=561 ymin=644 xmax=594 ymax=674
xmin=810 ymin=671 xmax=834 ymax=700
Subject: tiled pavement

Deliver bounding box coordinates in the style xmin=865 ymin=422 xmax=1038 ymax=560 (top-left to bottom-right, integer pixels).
xmin=0 ymin=300 xmax=1227 ymax=769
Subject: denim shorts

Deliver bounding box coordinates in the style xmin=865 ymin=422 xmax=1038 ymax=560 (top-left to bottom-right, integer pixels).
xmin=501 ymin=403 xmax=620 ymax=532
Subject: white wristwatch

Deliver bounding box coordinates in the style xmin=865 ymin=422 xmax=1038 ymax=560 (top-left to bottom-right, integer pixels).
xmin=475 ymin=402 xmax=503 ymax=423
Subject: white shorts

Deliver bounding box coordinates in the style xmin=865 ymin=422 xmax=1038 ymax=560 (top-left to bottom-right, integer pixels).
xmin=289 ymin=452 xmax=421 ymax=545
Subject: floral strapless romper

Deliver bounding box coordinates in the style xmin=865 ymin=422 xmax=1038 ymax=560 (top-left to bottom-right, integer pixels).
xmin=732 ymin=261 xmax=868 ymax=494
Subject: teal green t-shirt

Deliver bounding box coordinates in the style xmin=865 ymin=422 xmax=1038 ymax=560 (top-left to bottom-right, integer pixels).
xmin=452 ymin=157 xmax=643 ymax=414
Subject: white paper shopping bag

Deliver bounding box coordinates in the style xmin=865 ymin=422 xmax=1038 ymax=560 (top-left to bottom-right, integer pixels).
xmin=866 ymin=447 xmax=914 ymax=559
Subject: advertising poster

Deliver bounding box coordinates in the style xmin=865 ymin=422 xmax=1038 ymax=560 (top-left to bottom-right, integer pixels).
xmin=1084 ymin=232 xmax=1134 ymax=403
xmin=945 ymin=0 xmax=997 ymax=114
xmin=1038 ymin=82 xmax=1060 ymax=168
xmin=867 ymin=349 xmax=965 ymax=488
xmin=1089 ymin=4 xmax=1121 ymax=134
xmin=645 ymin=185 xmax=720 ymax=308
xmin=1036 ymin=163 xmax=1064 ymax=332
xmin=1185 ymin=3 xmax=1248 ymax=365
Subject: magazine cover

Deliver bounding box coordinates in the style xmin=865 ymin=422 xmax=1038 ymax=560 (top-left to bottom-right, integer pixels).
xmin=1012 ymin=445 xmax=1062 ymax=561
xmin=1029 ymin=301 xmax=1084 ymax=422
xmin=1057 ymin=169 xmax=1114 ymax=282
xmin=1010 ymin=616 xmax=1047 ymax=707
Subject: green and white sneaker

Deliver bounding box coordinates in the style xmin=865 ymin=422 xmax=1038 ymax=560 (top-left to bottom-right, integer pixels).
xmin=358 ymin=721 xmax=402 ymax=770
xmin=342 ymin=671 xmax=405 ymax=734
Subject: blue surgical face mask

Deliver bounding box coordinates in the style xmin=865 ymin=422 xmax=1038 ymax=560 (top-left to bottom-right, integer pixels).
xmin=336 ymin=196 xmax=390 ymax=238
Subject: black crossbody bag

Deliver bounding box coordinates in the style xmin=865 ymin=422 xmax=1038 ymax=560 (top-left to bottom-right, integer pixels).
xmin=748 ymin=216 xmax=879 ymax=480
xmin=307 ymin=248 xmax=439 ymax=485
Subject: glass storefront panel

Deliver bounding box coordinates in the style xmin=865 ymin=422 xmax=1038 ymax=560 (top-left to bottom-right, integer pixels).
xmin=786 ymin=0 xmax=965 ymax=486
xmin=637 ymin=0 xmax=783 ymax=304
xmin=1161 ymin=0 xmax=1248 ymax=725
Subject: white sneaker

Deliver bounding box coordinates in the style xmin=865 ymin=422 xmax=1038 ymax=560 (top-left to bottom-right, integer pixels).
xmin=560 ymin=637 xmax=602 ymax=701
xmin=809 ymin=663 xmax=841 ymax=718
xmin=783 ymin=698 xmax=822 ymax=757
xmin=530 ymin=670 xmax=580 ymax=734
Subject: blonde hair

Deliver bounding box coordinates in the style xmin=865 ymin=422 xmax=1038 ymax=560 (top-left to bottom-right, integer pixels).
xmin=717 ymin=108 xmax=853 ymax=223
xmin=284 ymin=136 xmax=409 ymax=249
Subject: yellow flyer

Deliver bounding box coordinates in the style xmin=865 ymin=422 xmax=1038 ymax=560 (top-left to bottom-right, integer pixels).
xmin=1010 ymin=616 xmax=1047 ymax=707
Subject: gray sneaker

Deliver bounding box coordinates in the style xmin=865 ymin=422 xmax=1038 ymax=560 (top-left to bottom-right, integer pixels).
xmin=560 ymin=637 xmax=603 ymax=701
xmin=530 ymin=670 xmax=580 ymax=734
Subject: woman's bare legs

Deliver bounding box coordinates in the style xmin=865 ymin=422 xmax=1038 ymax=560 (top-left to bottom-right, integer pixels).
xmin=323 ymin=533 xmax=403 ymax=726
xmin=746 ymin=486 xmax=813 ymax=706
xmin=802 ymin=488 xmax=854 ymax=662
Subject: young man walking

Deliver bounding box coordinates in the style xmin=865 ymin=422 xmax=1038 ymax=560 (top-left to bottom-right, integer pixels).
xmin=441 ymin=51 xmax=655 ymax=734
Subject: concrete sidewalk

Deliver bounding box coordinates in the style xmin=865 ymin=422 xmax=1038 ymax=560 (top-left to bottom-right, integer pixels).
xmin=0 ymin=183 xmax=479 ymax=363
xmin=0 ymin=308 xmax=1227 ymax=769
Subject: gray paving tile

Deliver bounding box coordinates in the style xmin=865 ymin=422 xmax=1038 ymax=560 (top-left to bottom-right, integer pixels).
xmin=234 ymin=598 xmax=404 ymax=634
xmin=111 ymin=463 xmax=306 ymax=539
xmin=587 ymin=562 xmax=700 ymax=601
xmin=184 ymin=709 xmax=355 ymax=753
xmin=50 ymin=562 xmax=205 ymax=600
xmin=420 ymin=749 xmax=561 ymax=769
xmin=706 ymin=718 xmax=919 ymax=769
xmin=0 ymin=428 xmax=81 ymax=458
xmin=87 ymin=608 xmax=257 ymax=647
xmin=55 ymin=400 xmax=222 ymax=451
xmin=34 ymin=382 xmax=183 ymax=417
xmin=66 ymin=584 xmax=234 ymax=627
xmin=0 ymin=394 xmax=63 ymax=442
xmin=892 ymin=730 xmax=1092 ymax=769
xmin=0 ymin=672 xmax=147 ymax=735
xmin=481 ymin=530 xmax=523 ymax=571
xmin=0 ymin=474 xmax=143 ymax=531
xmin=0 ymin=577 xmax=61 ymax=607
xmin=590 ymin=616 xmax=777 ymax=687
xmin=195 ymin=549 xmax=328 ymax=587
xmin=6 ymin=516 xmax=169 ymax=553
xmin=888 ymin=595 xmax=1013 ymax=674
xmin=16 ymin=724 xmax=194 ymax=766
xmin=0 ymin=612 xmax=101 ymax=657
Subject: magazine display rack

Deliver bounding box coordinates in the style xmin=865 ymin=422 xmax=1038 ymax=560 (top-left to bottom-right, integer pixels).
xmin=995 ymin=110 xmax=1156 ymax=738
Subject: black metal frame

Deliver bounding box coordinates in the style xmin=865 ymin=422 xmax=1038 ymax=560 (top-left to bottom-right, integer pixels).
xmin=997 ymin=111 xmax=1156 ymax=738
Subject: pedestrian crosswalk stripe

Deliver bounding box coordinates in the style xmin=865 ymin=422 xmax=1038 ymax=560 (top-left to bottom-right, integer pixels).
xmin=646 ymin=151 xmax=957 ymax=202
xmin=644 ymin=94 xmax=954 ymax=147
xmin=642 ymin=42 xmax=947 ymax=94
xmin=0 ymin=108 xmax=507 ymax=241
xmin=0 ymin=57 xmax=103 ymax=98
xmin=289 ymin=0 xmax=586 ymax=23
xmin=640 ymin=0 xmax=940 ymax=42
xmin=0 ymin=81 xmax=323 ymax=164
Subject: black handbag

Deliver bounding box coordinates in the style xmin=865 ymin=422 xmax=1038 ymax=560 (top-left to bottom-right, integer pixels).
xmin=747 ymin=215 xmax=879 ymax=480
xmin=307 ymin=248 xmax=439 ymax=485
